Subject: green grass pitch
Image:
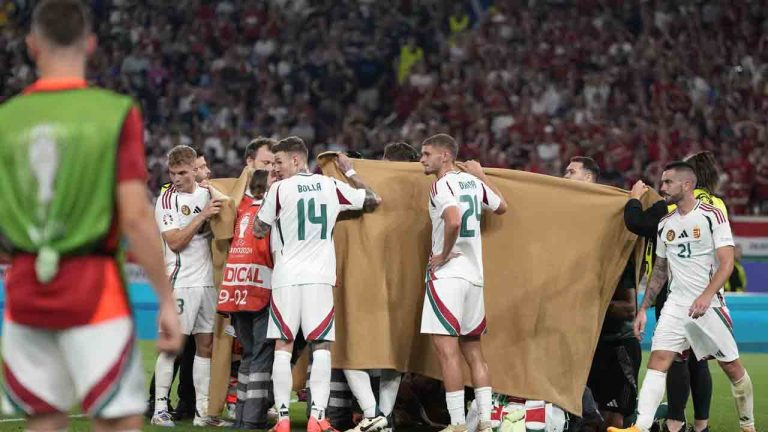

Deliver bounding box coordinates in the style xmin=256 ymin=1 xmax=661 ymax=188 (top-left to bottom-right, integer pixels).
xmin=0 ymin=341 xmax=765 ymax=431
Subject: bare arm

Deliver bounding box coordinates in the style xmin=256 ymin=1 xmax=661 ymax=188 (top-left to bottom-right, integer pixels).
xmin=118 ymin=180 xmax=182 ymax=353
xmin=461 ymin=160 xmax=507 ymax=214
xmin=640 ymin=257 xmax=668 ymax=310
xmin=253 ymin=217 xmax=271 ymax=239
xmin=336 ymin=154 xmax=382 ymax=212
xmin=163 ymin=199 xmax=222 ymax=252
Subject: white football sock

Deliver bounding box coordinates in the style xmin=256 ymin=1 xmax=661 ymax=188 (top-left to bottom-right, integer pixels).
xmin=378 ymin=370 xmax=402 ymax=416
xmin=635 ymin=369 xmax=667 ymax=431
xmin=475 ymin=387 xmax=492 ymax=423
xmin=731 ymin=370 xmax=754 ymax=427
xmin=446 ymin=390 xmax=465 ymax=425
xmin=153 ymin=352 xmax=175 ymax=413
xmin=273 ymin=350 xmax=293 ymax=419
xmin=193 ymin=355 xmax=211 ymax=417
xmin=344 ymin=369 xmax=377 ymax=417
xmin=309 ymin=349 xmax=332 ymax=419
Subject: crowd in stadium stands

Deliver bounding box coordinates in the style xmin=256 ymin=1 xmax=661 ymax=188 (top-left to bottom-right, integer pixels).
xmin=1 ymin=0 xmax=768 ymax=215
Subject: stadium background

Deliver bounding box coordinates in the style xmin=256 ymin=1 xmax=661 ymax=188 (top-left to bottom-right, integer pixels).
xmin=0 ymin=0 xmax=767 ymax=429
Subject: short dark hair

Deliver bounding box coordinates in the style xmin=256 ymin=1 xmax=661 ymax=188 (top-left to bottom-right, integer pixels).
xmin=684 ymin=151 xmax=719 ymax=194
xmin=191 ymin=146 xmax=205 ymax=158
xmin=664 ymin=161 xmax=698 ymax=183
xmin=244 ymin=137 xmax=276 ymax=162
xmin=570 ymin=156 xmax=600 ymax=180
xmin=32 ymin=0 xmax=92 ymax=46
xmin=249 ymin=169 xmax=270 ymax=199
xmin=383 ymin=141 xmax=418 ymax=162
xmin=664 ymin=161 xmax=696 ymax=173
xmin=421 ymin=134 xmax=458 ymax=158
xmin=272 ymin=136 xmax=308 ymax=159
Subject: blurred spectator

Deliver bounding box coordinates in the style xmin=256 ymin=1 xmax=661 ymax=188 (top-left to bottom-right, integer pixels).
xmin=0 ymin=0 xmax=766 ymax=214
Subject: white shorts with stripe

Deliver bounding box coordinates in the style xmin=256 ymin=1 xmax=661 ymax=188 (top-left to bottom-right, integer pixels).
xmin=267 ymin=283 xmax=335 ymax=342
xmin=651 ymin=302 xmax=739 ymax=362
xmin=1 ymin=316 xmax=144 ymax=418
xmin=175 ymin=286 xmax=217 ymax=335
xmin=420 ymin=277 xmax=487 ymax=337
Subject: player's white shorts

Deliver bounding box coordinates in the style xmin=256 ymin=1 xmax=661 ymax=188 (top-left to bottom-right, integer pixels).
xmin=421 ymin=277 xmax=487 ymax=337
xmin=267 ymin=284 xmax=335 ymax=342
xmin=651 ymin=302 xmax=739 ymax=362
xmin=174 ymin=286 xmax=216 ymax=335
xmin=1 ymin=317 xmax=144 ymax=418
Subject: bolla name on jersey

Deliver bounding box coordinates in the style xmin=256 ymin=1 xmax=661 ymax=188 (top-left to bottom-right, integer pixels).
xmin=459 ymin=180 xmax=477 ymax=190
xmin=223 ymin=263 xmax=270 ymax=287
xmin=298 ymin=183 xmax=322 ymax=193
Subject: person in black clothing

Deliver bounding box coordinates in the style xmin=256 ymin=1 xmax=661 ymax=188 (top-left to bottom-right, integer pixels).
xmin=623 ymin=180 xmax=713 ymax=432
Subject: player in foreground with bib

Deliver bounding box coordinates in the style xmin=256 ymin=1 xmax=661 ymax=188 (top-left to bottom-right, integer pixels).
xmin=418 ymin=134 xmax=507 ymax=432
xmin=609 ymin=162 xmax=756 ymax=432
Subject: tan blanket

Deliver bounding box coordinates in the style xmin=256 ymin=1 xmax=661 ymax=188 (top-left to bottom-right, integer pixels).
xmin=207 ymin=159 xmax=652 ymax=415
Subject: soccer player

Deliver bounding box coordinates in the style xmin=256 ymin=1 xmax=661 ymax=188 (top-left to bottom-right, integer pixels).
xmin=340 ymin=142 xmax=419 ymax=432
xmin=418 ymin=133 xmax=507 ymax=432
xmin=148 ymin=146 xmax=209 ymax=421
xmin=0 ymin=1 xmax=182 ymax=430
xmin=152 ymin=145 xmax=231 ymax=427
xmin=218 ymin=169 xmax=275 ymax=429
xmin=624 ymin=151 xmax=728 ymax=432
xmin=609 ymin=162 xmax=755 ymax=432
xmin=253 ymin=136 xmax=381 ymax=432
xmin=565 ymin=157 xmax=641 ymax=429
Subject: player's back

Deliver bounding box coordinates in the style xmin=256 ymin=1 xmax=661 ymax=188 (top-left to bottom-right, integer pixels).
xmin=0 ymin=83 xmax=139 ymax=329
xmin=429 ymin=171 xmax=496 ymax=285
xmin=0 ymin=87 xmax=135 ymax=255
xmin=262 ymin=173 xmax=359 ymax=288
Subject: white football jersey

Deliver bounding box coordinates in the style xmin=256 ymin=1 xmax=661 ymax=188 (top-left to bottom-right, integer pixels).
xmin=257 ymin=173 xmax=366 ymax=288
xmin=154 ymin=184 xmax=214 ymax=288
xmin=656 ymin=201 xmax=734 ymax=307
xmin=428 ymin=171 xmax=502 ymax=285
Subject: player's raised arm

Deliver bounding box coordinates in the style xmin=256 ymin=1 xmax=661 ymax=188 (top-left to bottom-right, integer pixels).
xmin=334 ymin=153 xmax=381 ymax=212
xmin=460 ymin=160 xmax=507 ymax=215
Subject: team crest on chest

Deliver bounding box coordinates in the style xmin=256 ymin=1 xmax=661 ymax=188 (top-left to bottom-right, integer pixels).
xmin=666 ymin=230 xmax=675 ymax=242
xmin=693 ymin=226 xmax=701 ymax=239
xmin=181 ymin=205 xmax=191 ymax=216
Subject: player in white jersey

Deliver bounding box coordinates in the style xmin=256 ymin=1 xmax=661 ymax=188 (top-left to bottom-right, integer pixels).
xmin=609 ymin=162 xmax=755 ymax=432
xmin=253 ymin=136 xmax=381 ymax=432
xmin=418 ymin=134 xmax=507 ymax=432
xmin=151 ymin=145 xmax=231 ymax=427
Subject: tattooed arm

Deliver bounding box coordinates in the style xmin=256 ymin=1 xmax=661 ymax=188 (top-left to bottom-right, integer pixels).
xmin=640 ymin=257 xmax=668 ymax=310
xmin=253 ymin=217 xmax=272 ymax=239
xmin=336 ymin=153 xmax=382 ymax=212
xmin=633 ymin=257 xmax=668 ymax=340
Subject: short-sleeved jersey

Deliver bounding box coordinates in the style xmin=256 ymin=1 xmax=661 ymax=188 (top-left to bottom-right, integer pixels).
xmin=656 ymin=201 xmax=734 ymax=307
xmin=257 ymin=173 xmax=366 ymax=288
xmin=154 ymin=184 xmax=214 ymax=288
xmin=428 ymin=171 xmax=502 ymax=285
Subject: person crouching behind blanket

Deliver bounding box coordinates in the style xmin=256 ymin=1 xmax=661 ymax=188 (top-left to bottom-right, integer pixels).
xmin=218 ymin=169 xmax=275 ymax=429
